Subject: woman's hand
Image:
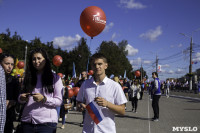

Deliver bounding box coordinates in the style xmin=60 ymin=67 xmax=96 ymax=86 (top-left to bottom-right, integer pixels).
xmin=32 ymin=93 xmax=45 ymax=102
xmin=6 ymin=100 xmax=16 ymax=110
xmin=20 ymin=93 xmax=30 ymax=102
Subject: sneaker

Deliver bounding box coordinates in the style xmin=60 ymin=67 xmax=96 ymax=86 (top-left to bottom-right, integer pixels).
xmin=80 ymin=122 xmax=84 ymax=127
xmin=153 ymin=118 xmax=159 ymax=122
xmin=61 ymin=125 xmax=65 ymax=129
xmin=134 ymin=111 xmax=137 ymax=113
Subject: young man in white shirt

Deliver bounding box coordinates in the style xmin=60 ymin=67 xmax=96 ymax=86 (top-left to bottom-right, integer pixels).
xmin=76 ymin=53 xmax=127 ymax=133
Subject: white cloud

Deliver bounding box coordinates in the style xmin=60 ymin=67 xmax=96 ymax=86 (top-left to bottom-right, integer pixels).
xmin=175 ymin=68 xmax=185 ymax=74
xmin=167 ymin=70 xmax=174 ymax=74
xmin=104 ymin=22 xmax=114 ymax=32
xmin=143 ymin=60 xmax=152 ymax=64
xmin=111 ymin=33 xmax=117 ymax=40
xmin=53 ymin=34 xmax=81 ymax=51
xmin=178 ymin=43 xmax=183 ymax=47
xmin=129 ymin=57 xmax=141 ymax=65
xmin=170 ymin=45 xmax=174 ymax=48
xmin=125 ymin=44 xmax=139 ymax=56
xmin=192 ymin=52 xmax=200 ymax=62
xmin=161 ymin=64 xmax=170 ymax=68
xmin=119 ymin=0 xmax=146 ymax=9
xmin=171 ymin=43 xmax=183 ymax=48
xmin=195 ymin=52 xmax=200 ymax=57
xmin=139 ymin=26 xmax=162 ymax=41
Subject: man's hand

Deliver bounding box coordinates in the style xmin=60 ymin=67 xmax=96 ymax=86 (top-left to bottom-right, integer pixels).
xmin=77 ymin=102 xmax=86 ymax=112
xmin=94 ymin=97 xmax=108 ymax=107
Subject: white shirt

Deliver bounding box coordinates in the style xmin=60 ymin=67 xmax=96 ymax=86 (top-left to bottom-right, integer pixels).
xmin=76 ymin=76 xmax=127 ymax=133
xmin=130 ymin=84 xmax=141 ymax=97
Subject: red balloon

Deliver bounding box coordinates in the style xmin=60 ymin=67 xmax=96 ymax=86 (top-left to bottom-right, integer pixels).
xmin=66 ymin=85 xmax=72 ymax=90
xmin=53 ymin=55 xmax=63 ymax=67
xmin=0 ymin=48 xmax=3 ymax=54
xmin=80 ymin=6 xmax=106 ymax=38
xmin=57 ymin=73 xmax=63 ymax=78
xmin=17 ymin=61 xmax=25 ymax=69
xmin=88 ymin=70 xmax=94 ymax=75
xmin=135 ymin=71 xmax=141 ymax=77
xmin=68 ymin=89 xmax=74 ymax=98
xmin=73 ymin=87 xmax=80 ymax=96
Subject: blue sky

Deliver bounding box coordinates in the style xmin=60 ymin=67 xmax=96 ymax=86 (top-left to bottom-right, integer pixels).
xmin=0 ymin=0 xmax=200 ymax=81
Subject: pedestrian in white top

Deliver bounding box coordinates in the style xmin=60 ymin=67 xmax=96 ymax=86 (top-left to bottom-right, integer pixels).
xmin=166 ymin=79 xmax=170 ymax=98
xmin=130 ymin=80 xmax=141 ymax=113
xmin=76 ymin=53 xmax=127 ymax=133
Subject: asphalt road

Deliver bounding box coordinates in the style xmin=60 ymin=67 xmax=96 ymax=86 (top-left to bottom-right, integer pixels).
xmin=56 ymin=91 xmax=200 ymax=133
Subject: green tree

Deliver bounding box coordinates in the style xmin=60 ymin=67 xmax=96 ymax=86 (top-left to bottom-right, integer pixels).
xmin=96 ymin=40 xmax=133 ymax=79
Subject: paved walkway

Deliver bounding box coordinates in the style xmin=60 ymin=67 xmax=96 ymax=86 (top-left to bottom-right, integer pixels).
xmin=56 ymin=92 xmax=200 ymax=133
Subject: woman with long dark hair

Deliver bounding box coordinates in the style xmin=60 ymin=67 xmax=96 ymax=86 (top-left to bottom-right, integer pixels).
xmin=18 ymin=48 xmax=63 ymax=133
xmin=130 ymin=80 xmax=141 ymax=113
xmin=0 ymin=53 xmax=20 ymax=133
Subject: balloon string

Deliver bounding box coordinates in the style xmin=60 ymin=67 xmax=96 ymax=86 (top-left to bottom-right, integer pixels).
xmin=89 ymin=37 xmax=93 ymax=52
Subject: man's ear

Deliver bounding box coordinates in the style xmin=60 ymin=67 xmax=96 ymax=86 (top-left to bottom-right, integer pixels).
xmin=105 ymin=63 xmax=108 ymax=69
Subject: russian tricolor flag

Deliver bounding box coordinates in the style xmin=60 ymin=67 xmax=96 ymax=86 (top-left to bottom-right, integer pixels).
xmin=86 ymin=101 xmax=104 ymax=125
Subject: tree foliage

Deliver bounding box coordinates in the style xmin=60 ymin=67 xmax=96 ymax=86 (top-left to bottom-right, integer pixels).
xmin=0 ymin=29 xmax=149 ymax=80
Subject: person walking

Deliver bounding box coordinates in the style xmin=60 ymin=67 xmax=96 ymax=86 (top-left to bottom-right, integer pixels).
xmin=166 ymin=79 xmax=170 ymax=98
xmin=0 ymin=65 xmax=6 ymax=133
xmin=140 ymin=80 xmax=144 ymax=100
xmin=151 ymin=72 xmax=161 ymax=122
xmin=130 ymin=80 xmax=141 ymax=113
xmin=75 ymin=71 xmax=87 ymax=127
xmin=59 ymin=85 xmax=69 ymax=129
xmin=0 ymin=53 xmax=20 ymax=133
xmin=123 ymin=78 xmax=130 ymax=110
xmin=76 ymin=53 xmax=127 ymax=133
xmin=18 ymin=48 xmax=63 ymax=133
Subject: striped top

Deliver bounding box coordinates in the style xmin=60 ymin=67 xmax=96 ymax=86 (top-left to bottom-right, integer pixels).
xmin=0 ymin=65 xmax=6 ymax=132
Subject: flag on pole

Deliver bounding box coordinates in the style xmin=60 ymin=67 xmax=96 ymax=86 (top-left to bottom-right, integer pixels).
xmin=123 ymin=70 xmax=126 ymax=79
xmin=79 ymin=73 xmax=82 ymax=80
xmin=158 ymin=65 xmax=161 ymax=72
xmin=72 ymin=62 xmax=76 ymax=78
xmin=86 ymin=58 xmax=89 ymax=73
xmin=86 ymin=101 xmax=105 ymax=125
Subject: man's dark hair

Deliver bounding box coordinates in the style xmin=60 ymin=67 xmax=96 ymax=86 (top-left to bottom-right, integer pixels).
xmin=152 ymin=72 xmax=158 ymax=77
xmin=0 ymin=53 xmax=15 ymax=63
xmin=90 ymin=53 xmax=107 ymax=63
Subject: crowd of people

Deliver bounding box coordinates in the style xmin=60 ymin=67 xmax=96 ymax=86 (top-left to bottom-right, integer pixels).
xmin=1 ymin=47 xmax=199 ymax=133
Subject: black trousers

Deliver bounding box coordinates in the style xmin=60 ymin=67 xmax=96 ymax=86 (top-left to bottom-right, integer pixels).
xmin=152 ymin=95 xmax=161 ymax=119
xmin=140 ymin=91 xmax=144 ymax=100
xmin=131 ymin=96 xmax=138 ymax=111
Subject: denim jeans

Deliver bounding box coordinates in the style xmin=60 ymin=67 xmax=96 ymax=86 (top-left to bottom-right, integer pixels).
xmin=22 ymin=122 xmax=57 ymax=133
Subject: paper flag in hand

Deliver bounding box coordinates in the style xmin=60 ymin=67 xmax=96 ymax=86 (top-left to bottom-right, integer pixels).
xmin=86 ymin=101 xmax=104 ymax=125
